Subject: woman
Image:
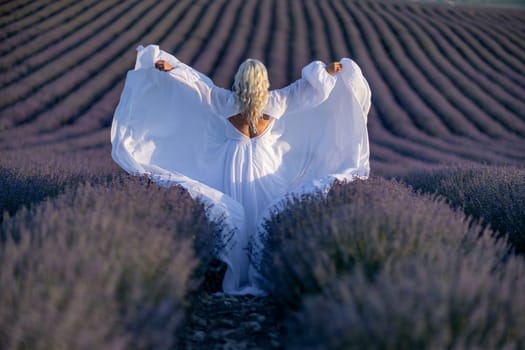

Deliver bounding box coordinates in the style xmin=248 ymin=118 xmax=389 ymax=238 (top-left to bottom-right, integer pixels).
xmin=111 ymin=45 xmax=371 ymax=295
xmin=156 ymin=57 xmax=342 ymax=138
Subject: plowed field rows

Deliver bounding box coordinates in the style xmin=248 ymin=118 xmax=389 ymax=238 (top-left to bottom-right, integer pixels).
xmin=1 ymin=0 xmax=524 ymax=175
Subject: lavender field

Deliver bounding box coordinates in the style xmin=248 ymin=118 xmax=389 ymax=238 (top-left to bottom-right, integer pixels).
xmin=1 ymin=0 xmax=524 ymax=349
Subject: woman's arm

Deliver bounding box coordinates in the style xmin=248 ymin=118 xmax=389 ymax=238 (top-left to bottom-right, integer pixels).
xmin=156 ymin=57 xmax=343 ymax=117
xmin=155 ymin=59 xmax=235 ymax=117
xmin=272 ymin=60 xmax=339 ymax=115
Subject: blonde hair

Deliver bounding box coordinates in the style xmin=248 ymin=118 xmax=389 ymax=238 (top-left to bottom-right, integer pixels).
xmin=233 ymin=59 xmax=270 ymax=135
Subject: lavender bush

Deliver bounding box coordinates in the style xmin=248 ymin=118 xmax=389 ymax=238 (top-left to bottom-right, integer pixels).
xmin=0 ymin=177 xmax=221 ymax=350
xmin=402 ymin=165 xmax=525 ymax=254
xmin=286 ymin=243 xmax=525 ymax=349
xmin=259 ymin=177 xmax=524 ymax=348
xmin=0 ymin=162 xmax=86 ymax=224
xmin=0 ymin=149 xmax=117 ymax=223
xmin=258 ymin=177 xmax=498 ymax=307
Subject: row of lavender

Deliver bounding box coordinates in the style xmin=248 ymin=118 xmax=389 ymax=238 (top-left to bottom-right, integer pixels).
xmin=0 ymin=152 xmax=225 ymax=349
xmin=1 ymin=145 xmax=524 ymax=349
xmin=258 ymin=171 xmax=525 ymax=349
xmin=1 ymin=0 xmax=524 ymax=173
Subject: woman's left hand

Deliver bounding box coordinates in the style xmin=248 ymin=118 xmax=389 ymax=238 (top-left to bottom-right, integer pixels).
xmin=326 ymin=62 xmax=342 ymax=75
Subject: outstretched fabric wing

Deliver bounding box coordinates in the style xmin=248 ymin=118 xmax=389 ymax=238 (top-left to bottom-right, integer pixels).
xmin=111 ymin=44 xmax=371 ymax=295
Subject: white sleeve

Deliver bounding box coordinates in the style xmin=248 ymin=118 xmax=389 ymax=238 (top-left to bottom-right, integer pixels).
xmin=136 ymin=44 xmax=235 ymax=118
xmin=339 ymin=58 xmax=371 ymax=118
xmin=270 ymin=61 xmax=337 ymax=116
xmin=167 ymin=66 xmax=235 ymax=117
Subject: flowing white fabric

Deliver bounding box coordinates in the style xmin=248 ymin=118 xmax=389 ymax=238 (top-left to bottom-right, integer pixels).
xmin=111 ymin=45 xmax=371 ymax=295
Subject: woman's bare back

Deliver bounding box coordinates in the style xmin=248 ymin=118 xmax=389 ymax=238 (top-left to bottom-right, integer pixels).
xmin=228 ymin=114 xmax=272 ymax=138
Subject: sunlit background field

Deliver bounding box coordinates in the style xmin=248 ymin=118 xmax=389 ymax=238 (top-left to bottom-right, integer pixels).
xmin=1 ymin=0 xmax=524 ymax=349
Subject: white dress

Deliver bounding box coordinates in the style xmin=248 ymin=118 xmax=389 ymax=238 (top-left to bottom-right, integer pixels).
xmin=111 ymin=45 xmax=371 ymax=295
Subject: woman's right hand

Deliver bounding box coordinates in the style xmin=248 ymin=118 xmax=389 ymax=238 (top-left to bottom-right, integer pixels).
xmin=155 ymin=60 xmax=173 ymax=71
xmin=326 ymin=62 xmax=342 ymax=75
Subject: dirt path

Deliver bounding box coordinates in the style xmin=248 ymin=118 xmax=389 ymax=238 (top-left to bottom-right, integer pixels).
xmin=180 ymin=292 xmax=284 ymax=349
